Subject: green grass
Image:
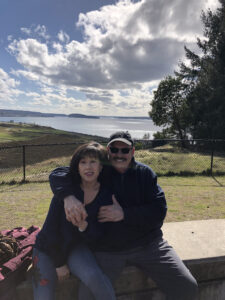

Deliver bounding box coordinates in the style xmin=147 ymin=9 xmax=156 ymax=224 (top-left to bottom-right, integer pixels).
xmin=0 ymin=182 xmax=52 ymax=229
xmin=0 ymin=142 xmax=225 ymax=183
xmin=0 ymin=176 xmax=224 ymax=230
xmin=0 ymin=122 xmax=72 ymax=142
xmin=135 ymin=147 xmax=225 ymax=175
xmin=159 ymin=176 xmax=225 ymax=222
xmin=0 ymin=123 xmax=224 ymax=183
xmin=0 ymin=122 xmax=224 ymax=230
xmin=1 ymin=145 xmax=225 ymax=184
xmin=0 ymin=121 xmax=107 ymax=145
xmin=0 ymin=122 xmax=108 ymax=183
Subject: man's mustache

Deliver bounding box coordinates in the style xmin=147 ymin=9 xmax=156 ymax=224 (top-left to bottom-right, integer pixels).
xmin=112 ymin=157 xmax=127 ymax=161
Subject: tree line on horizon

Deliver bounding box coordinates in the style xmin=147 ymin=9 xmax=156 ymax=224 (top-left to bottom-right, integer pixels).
xmin=149 ymin=0 xmax=225 ymax=144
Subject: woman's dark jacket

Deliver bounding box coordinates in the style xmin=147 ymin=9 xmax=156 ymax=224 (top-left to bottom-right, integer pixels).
xmin=35 ymin=185 xmax=112 ymax=267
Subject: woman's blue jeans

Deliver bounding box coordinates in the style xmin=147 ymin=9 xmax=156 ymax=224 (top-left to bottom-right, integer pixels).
xmin=32 ymin=244 xmax=116 ymax=300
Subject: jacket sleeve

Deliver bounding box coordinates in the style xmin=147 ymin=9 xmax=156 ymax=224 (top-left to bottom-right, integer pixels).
xmin=36 ymin=196 xmax=67 ymax=267
xmin=49 ymin=167 xmax=76 ymax=199
xmin=123 ymin=167 xmax=167 ymax=231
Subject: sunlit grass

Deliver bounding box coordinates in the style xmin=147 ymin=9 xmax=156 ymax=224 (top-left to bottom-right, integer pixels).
xmin=0 ymin=122 xmax=75 ymax=143
xmin=0 ymin=177 xmax=224 ymax=230
xmin=0 ymin=123 xmax=224 ymax=230
xmin=135 ymin=149 xmax=225 ymax=175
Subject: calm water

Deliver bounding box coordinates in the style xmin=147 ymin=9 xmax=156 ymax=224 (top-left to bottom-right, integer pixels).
xmin=0 ymin=116 xmax=161 ymax=139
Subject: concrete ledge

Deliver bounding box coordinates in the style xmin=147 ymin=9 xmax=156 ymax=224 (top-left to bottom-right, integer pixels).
xmin=15 ymin=219 xmax=225 ymax=300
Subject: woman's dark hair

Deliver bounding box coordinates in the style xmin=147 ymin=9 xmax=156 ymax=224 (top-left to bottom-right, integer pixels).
xmin=69 ymin=142 xmax=108 ymax=183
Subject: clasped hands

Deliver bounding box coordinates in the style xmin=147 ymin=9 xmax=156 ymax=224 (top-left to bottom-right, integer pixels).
xmin=64 ymin=194 xmax=124 ymax=227
xmin=58 ymin=195 xmax=123 ymax=282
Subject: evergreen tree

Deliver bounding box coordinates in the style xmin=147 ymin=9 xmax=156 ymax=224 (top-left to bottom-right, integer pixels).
xmin=177 ymin=0 xmax=225 ymax=139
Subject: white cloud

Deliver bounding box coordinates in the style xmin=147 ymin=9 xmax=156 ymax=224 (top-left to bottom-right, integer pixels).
xmin=27 ymin=93 xmax=52 ymax=106
xmin=0 ymin=68 xmax=20 ymax=91
xmin=7 ymin=35 xmax=13 ymax=41
xmin=34 ymin=25 xmax=50 ymax=40
xmin=0 ymin=68 xmax=23 ymax=103
xmin=21 ymin=27 xmax=32 ymax=36
xmin=52 ymin=42 xmax=63 ymax=53
xmin=9 ymin=0 xmax=217 ymax=90
xmin=57 ymin=30 xmax=70 ymax=44
xmin=5 ymin=0 xmax=220 ymax=115
xmin=8 ymin=39 xmax=67 ymax=73
xmin=20 ymin=25 xmax=50 ymax=40
xmin=11 ymin=69 xmax=40 ymax=81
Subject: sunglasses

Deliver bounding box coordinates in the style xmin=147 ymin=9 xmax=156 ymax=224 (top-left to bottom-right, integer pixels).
xmin=109 ymin=147 xmax=132 ymax=154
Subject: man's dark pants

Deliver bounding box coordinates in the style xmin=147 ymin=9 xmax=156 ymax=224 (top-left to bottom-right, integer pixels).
xmin=78 ymin=237 xmax=198 ymax=300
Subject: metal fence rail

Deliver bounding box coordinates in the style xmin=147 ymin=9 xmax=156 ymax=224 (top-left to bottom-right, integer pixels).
xmin=0 ymin=139 xmax=224 ymax=184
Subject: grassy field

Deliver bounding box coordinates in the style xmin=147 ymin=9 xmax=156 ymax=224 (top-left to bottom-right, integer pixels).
xmin=1 ymin=145 xmax=225 ymax=184
xmin=0 ymin=121 xmax=73 ymax=143
xmin=0 ymin=122 xmax=107 ymax=183
xmin=0 ymin=121 xmax=106 ymax=144
xmin=0 ymin=122 xmax=108 ymax=148
xmin=136 ymin=147 xmax=225 ymax=175
xmin=0 ymin=176 xmax=224 ymax=230
xmin=0 ymin=122 xmax=224 ymax=230
xmin=0 ymin=122 xmax=224 ymax=182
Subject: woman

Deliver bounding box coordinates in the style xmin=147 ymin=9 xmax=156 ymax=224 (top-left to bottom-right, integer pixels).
xmin=32 ymin=142 xmax=116 ymax=300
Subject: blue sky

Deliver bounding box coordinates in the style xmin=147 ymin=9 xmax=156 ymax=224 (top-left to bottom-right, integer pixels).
xmin=0 ymin=0 xmax=218 ymax=116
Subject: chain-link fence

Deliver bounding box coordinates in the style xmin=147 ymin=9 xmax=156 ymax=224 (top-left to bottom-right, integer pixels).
xmin=0 ymin=139 xmax=225 ymax=184
xmin=134 ymin=139 xmax=225 ymax=176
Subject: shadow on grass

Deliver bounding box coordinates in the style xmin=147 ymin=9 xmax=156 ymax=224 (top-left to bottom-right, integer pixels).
xmin=212 ymin=176 xmax=224 ymax=187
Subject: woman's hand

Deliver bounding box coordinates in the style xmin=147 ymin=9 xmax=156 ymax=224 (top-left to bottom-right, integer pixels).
xmin=56 ymin=265 xmax=70 ymax=281
xmin=64 ymin=195 xmax=87 ymax=226
xmin=77 ymin=220 xmax=88 ymax=232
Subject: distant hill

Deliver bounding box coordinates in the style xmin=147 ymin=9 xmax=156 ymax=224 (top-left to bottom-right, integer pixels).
xmin=0 ymin=109 xmax=66 ymax=117
xmin=0 ymin=109 xmax=98 ymax=119
xmin=115 ymin=116 xmax=150 ymax=120
xmin=68 ymin=114 xmax=99 ymax=119
xmin=0 ymin=109 xmax=149 ymax=119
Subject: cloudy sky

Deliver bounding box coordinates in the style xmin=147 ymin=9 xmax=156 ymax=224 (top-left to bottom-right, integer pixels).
xmin=0 ymin=0 xmax=219 ymax=116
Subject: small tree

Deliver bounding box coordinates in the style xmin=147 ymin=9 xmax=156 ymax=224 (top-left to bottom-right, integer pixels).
xmin=149 ymin=76 xmax=188 ymax=146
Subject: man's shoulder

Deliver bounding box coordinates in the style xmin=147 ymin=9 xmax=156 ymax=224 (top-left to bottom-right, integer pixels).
xmin=133 ymin=160 xmax=156 ymax=176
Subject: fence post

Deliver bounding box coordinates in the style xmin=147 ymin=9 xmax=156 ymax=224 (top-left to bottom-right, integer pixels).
xmin=210 ymin=140 xmax=214 ymax=176
xmin=22 ymin=145 xmax=26 ymax=181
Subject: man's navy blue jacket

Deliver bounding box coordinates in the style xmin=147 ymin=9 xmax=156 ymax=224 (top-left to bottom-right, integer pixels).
xmin=49 ymin=159 xmax=167 ymax=252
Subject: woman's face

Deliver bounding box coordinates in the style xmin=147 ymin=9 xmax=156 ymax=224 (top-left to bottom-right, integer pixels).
xmin=78 ymin=156 xmax=102 ymax=183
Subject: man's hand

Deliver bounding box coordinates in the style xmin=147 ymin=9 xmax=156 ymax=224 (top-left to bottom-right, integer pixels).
xmin=98 ymin=195 xmax=124 ymax=222
xmin=64 ymin=195 xmax=87 ymax=226
xmin=56 ymin=265 xmax=70 ymax=281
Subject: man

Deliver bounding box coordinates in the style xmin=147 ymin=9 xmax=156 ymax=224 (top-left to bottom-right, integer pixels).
xmin=49 ymin=131 xmax=198 ymax=299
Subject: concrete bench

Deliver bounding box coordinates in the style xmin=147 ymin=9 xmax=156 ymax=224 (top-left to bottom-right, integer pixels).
xmin=15 ymin=219 xmax=225 ymax=299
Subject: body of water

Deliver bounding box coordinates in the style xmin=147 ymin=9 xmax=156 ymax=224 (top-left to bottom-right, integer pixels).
xmin=0 ymin=116 xmax=161 ymax=139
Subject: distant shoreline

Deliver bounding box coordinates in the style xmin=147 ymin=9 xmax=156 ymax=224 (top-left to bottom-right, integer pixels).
xmin=0 ymin=109 xmax=98 ymax=119
xmin=0 ymin=115 xmax=159 ymax=139
xmin=0 ymin=109 xmax=149 ymax=120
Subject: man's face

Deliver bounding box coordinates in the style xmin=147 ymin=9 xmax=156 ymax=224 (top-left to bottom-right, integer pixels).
xmin=107 ymin=141 xmax=135 ymax=173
